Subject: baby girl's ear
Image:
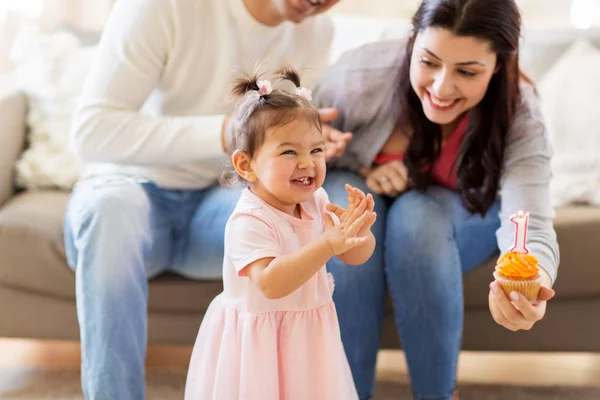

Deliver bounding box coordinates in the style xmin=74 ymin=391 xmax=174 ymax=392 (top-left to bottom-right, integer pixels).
xmin=232 ymin=150 xmax=255 ymax=182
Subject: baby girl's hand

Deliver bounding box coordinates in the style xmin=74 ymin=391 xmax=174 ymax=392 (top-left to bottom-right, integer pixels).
xmin=351 ymin=186 xmax=375 ymax=233
xmin=338 ymin=184 xmax=373 ymax=219
xmin=328 ymin=184 xmax=377 ymax=238
xmin=322 ymin=198 xmax=371 ymax=255
xmin=345 ymin=184 xmax=362 ymax=215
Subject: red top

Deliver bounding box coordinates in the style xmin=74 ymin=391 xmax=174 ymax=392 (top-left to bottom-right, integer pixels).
xmin=372 ymin=114 xmax=468 ymax=190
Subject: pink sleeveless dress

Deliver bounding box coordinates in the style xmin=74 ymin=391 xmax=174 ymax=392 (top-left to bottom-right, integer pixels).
xmin=185 ymin=188 xmax=358 ymax=400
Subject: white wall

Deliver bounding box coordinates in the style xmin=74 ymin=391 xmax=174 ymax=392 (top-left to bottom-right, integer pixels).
xmin=332 ymin=0 xmax=600 ymax=28
xmin=1 ymin=0 xmax=598 ymax=74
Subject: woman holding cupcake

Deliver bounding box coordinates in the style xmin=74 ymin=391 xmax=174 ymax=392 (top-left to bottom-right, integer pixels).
xmin=313 ymin=0 xmax=559 ymax=399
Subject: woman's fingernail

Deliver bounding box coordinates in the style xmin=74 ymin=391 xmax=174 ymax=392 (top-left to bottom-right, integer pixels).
xmin=510 ymin=292 xmax=520 ymax=301
xmin=491 ymin=282 xmax=498 ymax=293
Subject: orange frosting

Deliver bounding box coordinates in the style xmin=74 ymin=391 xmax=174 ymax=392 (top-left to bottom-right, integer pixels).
xmin=495 ymin=252 xmax=539 ymax=279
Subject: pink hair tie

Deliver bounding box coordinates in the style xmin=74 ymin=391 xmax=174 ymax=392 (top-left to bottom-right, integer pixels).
xmin=257 ymin=80 xmax=273 ymax=96
xmin=295 ymin=87 xmax=312 ymax=101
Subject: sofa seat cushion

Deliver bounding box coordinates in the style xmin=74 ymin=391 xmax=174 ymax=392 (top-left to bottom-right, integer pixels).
xmin=0 ymin=191 xmax=71 ymax=298
xmin=1 ymin=191 xmax=600 ymax=313
xmin=0 ymin=191 xmax=223 ymax=313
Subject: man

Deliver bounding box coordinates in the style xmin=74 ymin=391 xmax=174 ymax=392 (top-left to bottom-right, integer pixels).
xmin=64 ymin=0 xmax=350 ymax=398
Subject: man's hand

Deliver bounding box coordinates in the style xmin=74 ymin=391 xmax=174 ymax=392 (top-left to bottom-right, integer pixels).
xmin=318 ymin=108 xmax=352 ymax=161
xmin=225 ymin=109 xmax=350 ymax=157
xmin=221 ymin=115 xmax=232 ymax=153
xmin=489 ymin=268 xmax=555 ymax=331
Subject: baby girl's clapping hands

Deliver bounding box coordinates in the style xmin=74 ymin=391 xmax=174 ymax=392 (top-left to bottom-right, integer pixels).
xmin=323 ymin=184 xmax=377 ymax=256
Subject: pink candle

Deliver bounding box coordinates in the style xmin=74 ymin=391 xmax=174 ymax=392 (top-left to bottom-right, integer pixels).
xmin=510 ymin=210 xmax=529 ymax=254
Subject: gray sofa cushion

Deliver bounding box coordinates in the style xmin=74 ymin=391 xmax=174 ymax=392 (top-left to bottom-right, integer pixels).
xmin=0 ymin=91 xmax=26 ymax=207
xmin=1 ymin=191 xmax=599 ymax=313
xmin=0 ymin=191 xmax=71 ymax=298
xmin=0 ymin=191 xmax=223 ymax=314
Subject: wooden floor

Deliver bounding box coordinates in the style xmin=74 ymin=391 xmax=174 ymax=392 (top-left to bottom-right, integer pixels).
xmin=1 ymin=339 xmax=599 ymax=386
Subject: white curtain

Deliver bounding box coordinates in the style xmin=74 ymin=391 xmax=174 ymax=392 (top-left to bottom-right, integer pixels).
xmin=39 ymin=0 xmax=114 ymax=31
xmin=332 ymin=0 xmax=579 ymax=20
xmin=0 ymin=0 xmax=592 ymax=74
xmin=0 ymin=0 xmax=114 ymax=73
xmin=332 ymin=0 xmax=420 ymax=18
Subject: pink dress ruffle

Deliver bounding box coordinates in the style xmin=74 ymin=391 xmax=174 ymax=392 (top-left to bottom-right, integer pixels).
xmin=185 ymin=287 xmax=357 ymax=399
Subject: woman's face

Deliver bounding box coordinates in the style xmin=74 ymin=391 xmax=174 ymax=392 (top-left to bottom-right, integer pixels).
xmin=409 ymin=27 xmax=498 ymax=128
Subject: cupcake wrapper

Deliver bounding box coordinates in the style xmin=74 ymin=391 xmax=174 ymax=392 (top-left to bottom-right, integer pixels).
xmin=493 ymin=271 xmax=542 ymax=301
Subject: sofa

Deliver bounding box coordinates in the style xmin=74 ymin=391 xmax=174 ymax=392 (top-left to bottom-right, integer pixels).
xmin=1 ymin=16 xmax=600 ymax=353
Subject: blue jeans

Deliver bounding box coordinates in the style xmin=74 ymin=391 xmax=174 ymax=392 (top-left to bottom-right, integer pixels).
xmin=63 ymin=175 xmax=241 ymax=400
xmin=323 ymin=170 xmax=500 ymax=400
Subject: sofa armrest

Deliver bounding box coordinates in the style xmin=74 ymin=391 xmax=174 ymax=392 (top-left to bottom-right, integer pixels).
xmin=0 ymin=90 xmax=27 ymax=207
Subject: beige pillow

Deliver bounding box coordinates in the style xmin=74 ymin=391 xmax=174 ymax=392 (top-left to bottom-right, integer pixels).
xmin=10 ymin=27 xmax=94 ymax=190
xmin=539 ymin=39 xmax=600 ymax=206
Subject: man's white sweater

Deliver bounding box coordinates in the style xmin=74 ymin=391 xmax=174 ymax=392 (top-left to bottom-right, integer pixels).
xmin=71 ymin=0 xmax=334 ymax=189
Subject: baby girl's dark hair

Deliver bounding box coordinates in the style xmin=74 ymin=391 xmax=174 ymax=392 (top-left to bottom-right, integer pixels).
xmin=221 ymin=66 xmax=322 ymax=187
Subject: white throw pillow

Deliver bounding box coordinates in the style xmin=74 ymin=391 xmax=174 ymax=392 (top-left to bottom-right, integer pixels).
xmin=539 ymin=39 xmax=600 ymax=206
xmin=10 ymin=26 xmax=95 ymax=190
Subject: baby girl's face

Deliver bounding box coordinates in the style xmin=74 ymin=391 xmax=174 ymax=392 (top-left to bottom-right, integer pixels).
xmin=250 ymin=117 xmax=326 ymax=216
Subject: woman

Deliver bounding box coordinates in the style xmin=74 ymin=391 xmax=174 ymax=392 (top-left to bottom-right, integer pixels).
xmin=314 ymin=1 xmax=559 ymax=399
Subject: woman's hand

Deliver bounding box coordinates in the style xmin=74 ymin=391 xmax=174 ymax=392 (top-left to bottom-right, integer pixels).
xmin=488 ymin=269 xmax=556 ymax=331
xmin=318 ymin=108 xmax=353 ymax=160
xmin=365 ymin=160 xmax=409 ymax=197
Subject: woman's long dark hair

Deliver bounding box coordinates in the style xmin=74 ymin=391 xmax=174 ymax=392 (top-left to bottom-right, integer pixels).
xmin=399 ymin=0 xmax=522 ymax=216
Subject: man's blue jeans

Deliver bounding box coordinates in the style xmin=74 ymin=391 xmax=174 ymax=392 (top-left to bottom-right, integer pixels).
xmin=64 ymin=175 xmax=242 ymax=400
xmin=323 ymin=170 xmax=501 ymax=400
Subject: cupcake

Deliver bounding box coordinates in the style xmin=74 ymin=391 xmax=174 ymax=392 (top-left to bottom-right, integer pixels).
xmin=493 ymin=211 xmax=542 ymax=301
xmin=493 ymin=252 xmax=542 ymax=301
